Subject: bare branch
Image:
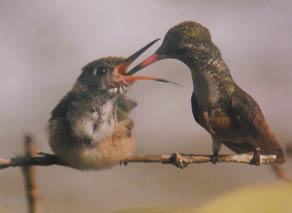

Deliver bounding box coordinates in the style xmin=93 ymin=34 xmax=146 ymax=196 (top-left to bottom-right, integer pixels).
xmin=1 ymin=151 xmax=277 ymax=170
xmin=0 ymin=153 xmax=65 ymax=169
xmin=125 ymin=152 xmax=277 ymax=168
xmin=21 ymin=134 xmax=44 ymax=213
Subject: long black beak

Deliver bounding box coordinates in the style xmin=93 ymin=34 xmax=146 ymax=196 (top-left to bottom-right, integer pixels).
xmin=114 ymin=40 xmax=179 ymax=86
xmin=115 ymin=39 xmax=160 ymax=75
xmin=127 ymin=51 xmax=167 ymax=76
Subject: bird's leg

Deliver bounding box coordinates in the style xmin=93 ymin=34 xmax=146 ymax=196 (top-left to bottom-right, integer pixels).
xmin=211 ymin=150 xmax=219 ymax=164
xmin=120 ymin=160 xmax=128 ymax=166
xmin=211 ymin=137 xmax=221 ymax=164
xmin=250 ymin=148 xmax=261 ymax=166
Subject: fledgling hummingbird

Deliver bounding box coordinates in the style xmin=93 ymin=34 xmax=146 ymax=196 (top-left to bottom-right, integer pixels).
xmin=128 ymin=21 xmax=285 ymax=165
xmin=48 ymin=39 xmax=174 ymax=170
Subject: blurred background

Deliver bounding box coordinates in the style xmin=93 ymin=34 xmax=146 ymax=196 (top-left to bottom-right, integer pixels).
xmin=0 ymin=0 xmax=291 ymax=212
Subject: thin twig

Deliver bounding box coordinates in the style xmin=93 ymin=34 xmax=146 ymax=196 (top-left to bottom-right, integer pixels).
xmin=126 ymin=152 xmax=277 ymax=168
xmin=1 ymin=152 xmax=277 ymax=169
xmin=21 ymin=134 xmax=44 ymax=213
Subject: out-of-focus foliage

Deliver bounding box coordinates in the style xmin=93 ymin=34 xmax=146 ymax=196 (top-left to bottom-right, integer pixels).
xmin=117 ymin=206 xmax=194 ymax=213
xmin=118 ymin=183 xmax=292 ymax=213
xmin=196 ymin=183 xmax=292 ymax=213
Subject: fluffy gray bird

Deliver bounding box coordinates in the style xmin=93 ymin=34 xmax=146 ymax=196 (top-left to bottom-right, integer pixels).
xmin=48 ymin=40 xmax=173 ymax=170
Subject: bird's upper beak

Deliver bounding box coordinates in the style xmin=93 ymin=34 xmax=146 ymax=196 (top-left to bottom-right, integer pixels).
xmin=126 ymin=49 xmax=167 ymax=76
xmin=114 ymin=40 xmax=171 ymax=84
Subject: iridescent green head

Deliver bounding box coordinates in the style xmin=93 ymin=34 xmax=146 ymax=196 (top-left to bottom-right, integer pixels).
xmin=158 ymin=21 xmax=212 ymax=57
xmin=128 ymin=21 xmax=221 ymax=75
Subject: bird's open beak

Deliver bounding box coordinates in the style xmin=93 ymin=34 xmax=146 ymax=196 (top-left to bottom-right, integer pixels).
xmin=126 ymin=50 xmax=167 ymax=76
xmin=114 ymin=40 xmax=174 ymax=84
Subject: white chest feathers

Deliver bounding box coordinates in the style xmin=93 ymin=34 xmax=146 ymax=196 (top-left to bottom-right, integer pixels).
xmin=95 ymin=100 xmax=115 ymax=141
xmin=70 ymin=99 xmax=115 ymax=144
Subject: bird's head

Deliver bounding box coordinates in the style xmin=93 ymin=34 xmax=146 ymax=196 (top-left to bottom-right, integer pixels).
xmin=76 ymin=39 xmax=175 ymax=95
xmin=127 ymin=21 xmax=220 ymax=75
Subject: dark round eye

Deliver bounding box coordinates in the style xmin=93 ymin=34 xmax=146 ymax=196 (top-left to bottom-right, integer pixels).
xmin=89 ymin=108 xmax=95 ymax=113
xmin=93 ymin=67 xmax=108 ymax=76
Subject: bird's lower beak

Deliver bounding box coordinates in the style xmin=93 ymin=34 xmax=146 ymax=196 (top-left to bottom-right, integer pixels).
xmin=126 ymin=51 xmax=167 ymax=76
xmin=114 ymin=40 xmax=173 ymax=84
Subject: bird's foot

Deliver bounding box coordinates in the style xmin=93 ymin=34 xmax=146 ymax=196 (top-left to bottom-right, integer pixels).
xmin=210 ymin=151 xmax=219 ymax=164
xmin=250 ymin=148 xmax=261 ymax=166
xmin=120 ymin=160 xmax=128 ymax=166
xmin=168 ymin=152 xmax=188 ymax=169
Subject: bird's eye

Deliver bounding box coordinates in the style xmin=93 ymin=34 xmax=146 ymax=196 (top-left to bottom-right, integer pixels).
xmin=92 ymin=67 xmax=108 ymax=76
xmin=89 ymin=108 xmax=95 ymax=113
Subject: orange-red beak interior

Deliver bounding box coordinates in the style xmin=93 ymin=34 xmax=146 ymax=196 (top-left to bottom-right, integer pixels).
xmin=114 ymin=40 xmax=177 ymax=85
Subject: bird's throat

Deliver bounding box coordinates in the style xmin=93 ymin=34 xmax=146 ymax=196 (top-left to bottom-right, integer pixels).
xmin=189 ymin=56 xmax=235 ymax=108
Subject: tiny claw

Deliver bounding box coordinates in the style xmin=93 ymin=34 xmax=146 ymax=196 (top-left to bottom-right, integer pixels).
xmin=120 ymin=160 xmax=128 ymax=166
xmin=211 ymin=151 xmax=219 ymax=164
xmin=250 ymin=148 xmax=261 ymax=166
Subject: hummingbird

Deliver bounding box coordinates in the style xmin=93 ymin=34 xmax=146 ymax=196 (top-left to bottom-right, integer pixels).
xmin=48 ymin=39 xmax=174 ymax=170
xmin=128 ymin=21 xmax=285 ymax=165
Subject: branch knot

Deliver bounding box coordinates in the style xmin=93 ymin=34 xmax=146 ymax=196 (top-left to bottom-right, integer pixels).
xmin=167 ymin=152 xmax=189 ymax=169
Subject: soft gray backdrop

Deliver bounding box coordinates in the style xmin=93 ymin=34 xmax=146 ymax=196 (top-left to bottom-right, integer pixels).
xmin=0 ymin=1 xmax=291 ymax=212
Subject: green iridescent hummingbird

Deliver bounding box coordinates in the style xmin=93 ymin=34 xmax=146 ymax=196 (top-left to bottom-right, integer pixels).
xmin=128 ymin=21 xmax=285 ymax=165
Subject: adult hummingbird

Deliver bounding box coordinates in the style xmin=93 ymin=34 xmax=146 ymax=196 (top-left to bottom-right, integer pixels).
xmin=48 ymin=39 xmax=174 ymax=170
xmin=128 ymin=21 xmax=285 ymax=165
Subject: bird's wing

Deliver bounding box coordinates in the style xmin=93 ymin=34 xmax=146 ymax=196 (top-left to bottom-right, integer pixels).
xmin=114 ymin=118 xmax=134 ymax=138
xmin=191 ymin=92 xmax=204 ymax=126
xmin=221 ymin=141 xmax=252 ymax=153
xmin=116 ymin=95 xmax=137 ymax=121
xmin=49 ymin=92 xmax=75 ymax=121
xmin=229 ymin=86 xmax=285 ymax=163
